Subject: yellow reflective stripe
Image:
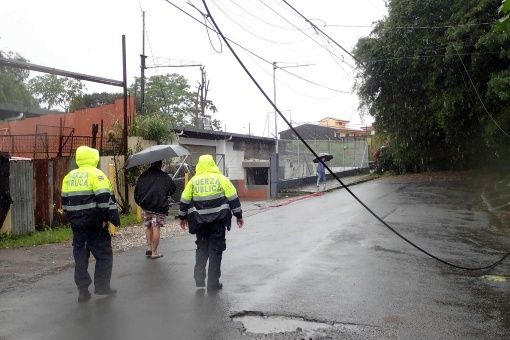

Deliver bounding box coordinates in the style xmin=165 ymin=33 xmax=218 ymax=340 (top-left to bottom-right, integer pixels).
xmin=187 ymin=204 xmax=230 ymax=215
xmin=63 ymin=202 xmax=97 ymax=211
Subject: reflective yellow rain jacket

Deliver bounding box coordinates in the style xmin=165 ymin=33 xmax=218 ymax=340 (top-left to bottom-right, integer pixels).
xmin=61 ymin=146 xmax=115 ymax=228
xmin=179 ymin=155 xmax=242 ymax=233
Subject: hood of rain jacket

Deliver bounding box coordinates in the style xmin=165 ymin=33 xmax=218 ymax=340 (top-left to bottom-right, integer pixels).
xmin=76 ymin=146 xmax=99 ymax=168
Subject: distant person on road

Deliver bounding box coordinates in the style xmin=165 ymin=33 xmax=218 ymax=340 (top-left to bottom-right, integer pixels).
xmin=178 ymin=154 xmax=244 ymax=292
xmin=61 ymin=146 xmax=118 ymax=303
xmin=316 ymin=159 xmax=326 ymax=191
xmin=134 ymin=160 xmax=176 ymax=259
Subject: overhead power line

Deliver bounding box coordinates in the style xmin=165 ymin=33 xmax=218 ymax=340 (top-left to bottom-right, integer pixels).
xmin=323 ymin=21 xmax=496 ymax=29
xmin=210 ymin=0 xmax=307 ymax=45
xmin=453 ymin=45 xmax=510 ymax=138
xmin=280 ymin=0 xmax=363 ymax=67
xmin=257 ymin=0 xmax=356 ymax=69
xmin=226 ymin=0 xmax=308 ymax=31
xmin=161 ymin=0 xmax=350 ymax=94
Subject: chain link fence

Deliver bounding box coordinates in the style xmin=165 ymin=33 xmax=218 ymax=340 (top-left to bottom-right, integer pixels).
xmin=278 ymin=137 xmax=369 ymax=180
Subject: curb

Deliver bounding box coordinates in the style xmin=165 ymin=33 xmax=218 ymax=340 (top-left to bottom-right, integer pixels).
xmin=274 ymin=175 xmax=378 ymax=206
xmin=480 ymin=185 xmax=509 ymax=229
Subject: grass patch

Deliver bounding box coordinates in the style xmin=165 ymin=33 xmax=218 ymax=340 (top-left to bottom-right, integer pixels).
xmin=0 ymin=227 xmax=72 ymax=249
xmin=120 ymin=211 xmax=139 ymax=226
xmin=0 ymin=212 xmax=140 ymax=249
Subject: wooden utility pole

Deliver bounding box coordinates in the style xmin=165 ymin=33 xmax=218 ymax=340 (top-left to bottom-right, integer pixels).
xmin=140 ymin=11 xmax=147 ymax=114
xmin=122 ymin=35 xmax=129 ymax=209
xmin=195 ymin=66 xmax=209 ymax=129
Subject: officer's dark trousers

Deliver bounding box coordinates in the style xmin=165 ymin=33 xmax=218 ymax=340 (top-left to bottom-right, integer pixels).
xmin=72 ymin=225 xmax=113 ymax=291
xmin=194 ymin=220 xmax=226 ymax=286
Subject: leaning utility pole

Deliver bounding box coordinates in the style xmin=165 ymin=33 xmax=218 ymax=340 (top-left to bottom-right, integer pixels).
xmin=122 ymin=35 xmax=129 ymax=209
xmin=140 ymin=11 xmax=147 ymax=114
xmin=195 ymin=66 xmax=209 ymax=129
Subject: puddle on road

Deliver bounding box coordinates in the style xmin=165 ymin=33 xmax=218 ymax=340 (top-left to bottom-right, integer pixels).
xmin=233 ymin=314 xmax=333 ymax=334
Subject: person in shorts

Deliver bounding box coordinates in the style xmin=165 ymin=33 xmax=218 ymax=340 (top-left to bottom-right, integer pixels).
xmin=134 ymin=160 xmax=176 ymax=259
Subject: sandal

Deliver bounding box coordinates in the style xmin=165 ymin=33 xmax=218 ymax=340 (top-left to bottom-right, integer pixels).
xmin=145 ymin=250 xmax=152 ymax=257
xmin=151 ymin=253 xmax=163 ymax=259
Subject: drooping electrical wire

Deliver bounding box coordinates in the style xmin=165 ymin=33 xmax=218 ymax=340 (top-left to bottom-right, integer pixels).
xmin=161 ymin=0 xmax=350 ymax=94
xmin=258 ymin=0 xmax=356 ymax=69
xmin=143 ymin=12 xmax=178 ymax=131
xmin=324 ymin=21 xmax=497 ymax=29
xmin=453 ymin=45 xmax=510 ymax=138
xmin=280 ymin=0 xmax=363 ymax=67
xmin=210 ymin=0 xmax=308 ymax=45
xmin=201 ymin=0 xmax=510 ymax=271
xmin=226 ymin=0 xmax=311 ymax=31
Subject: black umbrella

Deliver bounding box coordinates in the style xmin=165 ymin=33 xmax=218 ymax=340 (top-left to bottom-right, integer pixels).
xmin=312 ymin=152 xmax=333 ymax=163
xmin=125 ymin=144 xmax=190 ymax=169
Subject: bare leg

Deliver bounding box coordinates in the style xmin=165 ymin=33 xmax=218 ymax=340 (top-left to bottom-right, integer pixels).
xmin=145 ymin=226 xmax=153 ymax=252
xmin=151 ymin=227 xmax=161 ymax=256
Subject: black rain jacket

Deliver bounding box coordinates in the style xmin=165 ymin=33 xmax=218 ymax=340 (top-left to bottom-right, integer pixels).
xmin=134 ymin=167 xmax=176 ymax=215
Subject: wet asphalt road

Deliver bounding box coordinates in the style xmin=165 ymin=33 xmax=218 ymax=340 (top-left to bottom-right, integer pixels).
xmin=1 ymin=177 xmax=509 ymax=339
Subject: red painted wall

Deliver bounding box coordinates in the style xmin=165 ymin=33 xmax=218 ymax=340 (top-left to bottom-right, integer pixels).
xmin=0 ymin=97 xmax=135 ymax=136
xmin=231 ymin=179 xmax=269 ymax=201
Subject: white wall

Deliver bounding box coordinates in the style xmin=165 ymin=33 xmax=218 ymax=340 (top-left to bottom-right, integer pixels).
xmin=178 ymin=137 xmax=246 ymax=181
xmin=224 ymin=143 xmax=244 ymax=180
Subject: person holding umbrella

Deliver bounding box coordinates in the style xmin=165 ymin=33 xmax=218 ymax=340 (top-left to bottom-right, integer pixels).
xmin=134 ymin=160 xmax=176 ymax=259
xmin=127 ymin=144 xmax=188 ymax=259
xmin=314 ymin=152 xmax=333 ymax=192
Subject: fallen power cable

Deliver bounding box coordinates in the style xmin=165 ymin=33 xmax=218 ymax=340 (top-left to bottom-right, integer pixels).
xmin=200 ymin=0 xmax=510 ymax=271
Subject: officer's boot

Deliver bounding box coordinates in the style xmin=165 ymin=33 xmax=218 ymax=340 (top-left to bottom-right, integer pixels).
xmin=78 ymin=288 xmax=91 ymax=303
xmin=95 ymin=287 xmax=117 ymax=295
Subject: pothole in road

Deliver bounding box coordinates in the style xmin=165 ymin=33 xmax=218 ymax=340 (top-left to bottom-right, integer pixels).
xmin=231 ymin=311 xmax=366 ymax=336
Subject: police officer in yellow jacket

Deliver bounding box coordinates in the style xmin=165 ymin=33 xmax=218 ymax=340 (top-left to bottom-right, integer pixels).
xmin=62 ymin=146 xmax=118 ymax=302
xmin=179 ymin=154 xmax=244 ymax=292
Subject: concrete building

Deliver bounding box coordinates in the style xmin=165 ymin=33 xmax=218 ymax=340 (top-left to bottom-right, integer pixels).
xmin=174 ymin=126 xmax=275 ymax=200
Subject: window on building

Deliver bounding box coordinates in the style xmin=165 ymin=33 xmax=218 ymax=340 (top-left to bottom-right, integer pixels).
xmin=245 ymin=167 xmax=269 ymax=185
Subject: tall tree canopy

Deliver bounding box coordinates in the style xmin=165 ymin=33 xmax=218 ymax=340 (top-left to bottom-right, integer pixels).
xmin=29 ymin=74 xmax=85 ymax=111
xmin=354 ymin=0 xmax=510 ymax=171
xmin=69 ymin=92 xmax=123 ymax=111
xmin=0 ymin=50 xmax=38 ymax=108
xmin=130 ymin=73 xmax=219 ymax=129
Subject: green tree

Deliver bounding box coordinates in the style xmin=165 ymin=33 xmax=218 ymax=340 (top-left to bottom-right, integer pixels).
xmin=130 ymin=73 xmax=220 ymax=129
xmin=497 ymin=0 xmax=510 ymax=30
xmin=69 ymin=92 xmax=123 ymax=111
xmin=130 ymin=112 xmax=176 ymax=144
xmin=0 ymin=50 xmax=38 ymax=108
xmin=354 ymin=0 xmax=510 ymax=171
xmin=29 ymin=74 xmax=85 ymax=111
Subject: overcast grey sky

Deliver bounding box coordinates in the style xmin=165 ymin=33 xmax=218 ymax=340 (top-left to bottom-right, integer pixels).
xmin=0 ymin=0 xmax=387 ymax=136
